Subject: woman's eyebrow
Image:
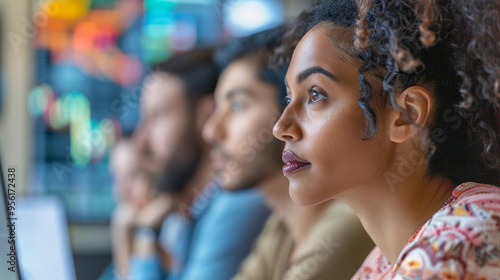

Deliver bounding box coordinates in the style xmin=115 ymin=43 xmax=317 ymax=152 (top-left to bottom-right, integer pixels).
xmin=297 ymin=66 xmax=337 ymax=84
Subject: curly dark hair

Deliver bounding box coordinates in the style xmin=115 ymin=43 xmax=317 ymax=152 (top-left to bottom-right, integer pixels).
xmin=277 ymin=0 xmax=500 ymax=185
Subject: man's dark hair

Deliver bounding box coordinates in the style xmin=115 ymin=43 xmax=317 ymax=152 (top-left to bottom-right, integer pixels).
xmin=214 ymin=27 xmax=289 ymax=110
xmin=152 ymin=48 xmax=219 ymax=106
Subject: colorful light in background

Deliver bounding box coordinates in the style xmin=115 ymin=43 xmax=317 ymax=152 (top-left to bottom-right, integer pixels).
xmin=30 ymin=0 xmax=284 ymax=222
xmin=28 ymin=85 xmax=122 ymax=166
xmin=223 ymin=0 xmax=283 ymax=37
xmin=34 ymin=0 xmax=89 ymax=56
xmin=28 ymin=84 xmax=54 ymax=118
xmin=169 ymin=12 xmax=197 ymax=52
xmin=30 ymin=0 xmax=284 ymax=168
xmin=35 ymin=0 xmax=144 ymax=86
xmin=39 ymin=0 xmax=90 ymax=20
xmin=142 ymin=0 xmax=211 ymax=63
xmin=142 ymin=0 xmax=176 ymax=63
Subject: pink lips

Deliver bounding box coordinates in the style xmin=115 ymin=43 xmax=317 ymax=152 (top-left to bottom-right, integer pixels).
xmin=282 ymin=150 xmax=311 ymax=176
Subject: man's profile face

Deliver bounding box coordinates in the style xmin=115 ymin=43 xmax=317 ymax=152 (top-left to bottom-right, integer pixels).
xmin=135 ymin=73 xmax=194 ymax=175
xmin=203 ymin=57 xmax=283 ymax=191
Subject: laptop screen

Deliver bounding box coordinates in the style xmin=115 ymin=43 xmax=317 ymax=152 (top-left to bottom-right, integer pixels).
xmin=16 ymin=196 xmax=77 ymax=280
xmin=0 ymin=159 xmax=21 ymax=280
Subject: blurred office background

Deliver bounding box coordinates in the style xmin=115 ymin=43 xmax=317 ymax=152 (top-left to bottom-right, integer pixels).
xmin=0 ymin=0 xmax=309 ymax=279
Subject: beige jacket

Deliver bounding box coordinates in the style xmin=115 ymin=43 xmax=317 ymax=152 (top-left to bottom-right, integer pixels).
xmin=233 ymin=200 xmax=374 ymax=280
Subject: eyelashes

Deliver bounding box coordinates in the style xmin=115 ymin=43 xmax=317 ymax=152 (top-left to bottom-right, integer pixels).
xmin=308 ymin=88 xmax=326 ymax=103
xmin=284 ymin=86 xmax=327 ymax=106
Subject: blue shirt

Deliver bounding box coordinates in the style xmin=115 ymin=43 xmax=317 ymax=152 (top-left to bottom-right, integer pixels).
xmin=129 ymin=181 xmax=270 ymax=280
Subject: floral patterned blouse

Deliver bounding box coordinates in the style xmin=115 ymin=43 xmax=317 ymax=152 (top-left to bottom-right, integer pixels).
xmin=352 ymin=182 xmax=500 ymax=280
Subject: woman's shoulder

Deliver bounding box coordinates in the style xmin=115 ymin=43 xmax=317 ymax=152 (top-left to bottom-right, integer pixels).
xmin=394 ymin=227 xmax=500 ymax=279
xmin=351 ymin=247 xmax=393 ymax=280
xmin=451 ymin=182 xmax=500 ymax=207
xmin=421 ymin=182 xmax=500 ymax=238
xmin=392 ymin=182 xmax=500 ymax=279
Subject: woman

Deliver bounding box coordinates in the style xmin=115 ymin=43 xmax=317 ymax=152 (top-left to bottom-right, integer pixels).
xmin=273 ymin=0 xmax=500 ymax=279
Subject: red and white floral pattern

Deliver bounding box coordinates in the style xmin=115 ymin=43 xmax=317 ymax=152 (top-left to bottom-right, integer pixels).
xmin=352 ymin=182 xmax=500 ymax=280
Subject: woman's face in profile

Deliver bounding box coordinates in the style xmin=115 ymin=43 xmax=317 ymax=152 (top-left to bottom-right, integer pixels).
xmin=273 ymin=23 xmax=394 ymax=205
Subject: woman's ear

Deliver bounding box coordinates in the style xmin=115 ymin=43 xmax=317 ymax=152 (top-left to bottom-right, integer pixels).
xmin=389 ymin=86 xmax=433 ymax=143
xmin=195 ymin=95 xmax=215 ymax=131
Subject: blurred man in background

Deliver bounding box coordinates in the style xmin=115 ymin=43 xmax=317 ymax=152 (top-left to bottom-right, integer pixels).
xmin=203 ymin=29 xmax=374 ymax=280
xmin=110 ymin=48 xmax=270 ymax=280
xmin=109 ymin=137 xmax=155 ymax=277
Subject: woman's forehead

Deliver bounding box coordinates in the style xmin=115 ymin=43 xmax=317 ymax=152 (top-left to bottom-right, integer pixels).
xmin=288 ymin=27 xmax=351 ymax=79
xmin=290 ymin=27 xmax=334 ymax=67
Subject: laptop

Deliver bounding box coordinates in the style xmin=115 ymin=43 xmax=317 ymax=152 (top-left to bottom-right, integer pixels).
xmin=16 ymin=196 xmax=77 ymax=280
xmin=0 ymin=158 xmax=21 ymax=280
xmin=0 ymin=152 xmax=76 ymax=280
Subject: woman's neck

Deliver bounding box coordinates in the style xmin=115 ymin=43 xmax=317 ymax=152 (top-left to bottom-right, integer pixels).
xmin=339 ymin=168 xmax=456 ymax=264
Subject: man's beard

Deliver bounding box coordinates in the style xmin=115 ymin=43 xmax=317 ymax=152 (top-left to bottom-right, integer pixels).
xmin=155 ymin=125 xmax=202 ymax=193
xmin=216 ymin=138 xmax=284 ymax=192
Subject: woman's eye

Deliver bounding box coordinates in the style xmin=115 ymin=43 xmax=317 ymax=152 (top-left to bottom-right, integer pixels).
xmin=309 ymin=89 xmax=326 ymax=103
xmin=231 ymin=101 xmax=245 ymax=111
xmin=284 ymin=96 xmax=292 ymax=106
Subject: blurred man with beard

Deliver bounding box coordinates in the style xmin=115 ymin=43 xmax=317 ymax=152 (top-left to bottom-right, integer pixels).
xmin=112 ymin=49 xmax=270 ymax=280
xmin=203 ymin=30 xmax=374 ymax=280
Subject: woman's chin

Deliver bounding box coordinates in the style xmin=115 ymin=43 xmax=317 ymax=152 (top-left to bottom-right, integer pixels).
xmin=288 ymin=181 xmax=331 ymax=206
